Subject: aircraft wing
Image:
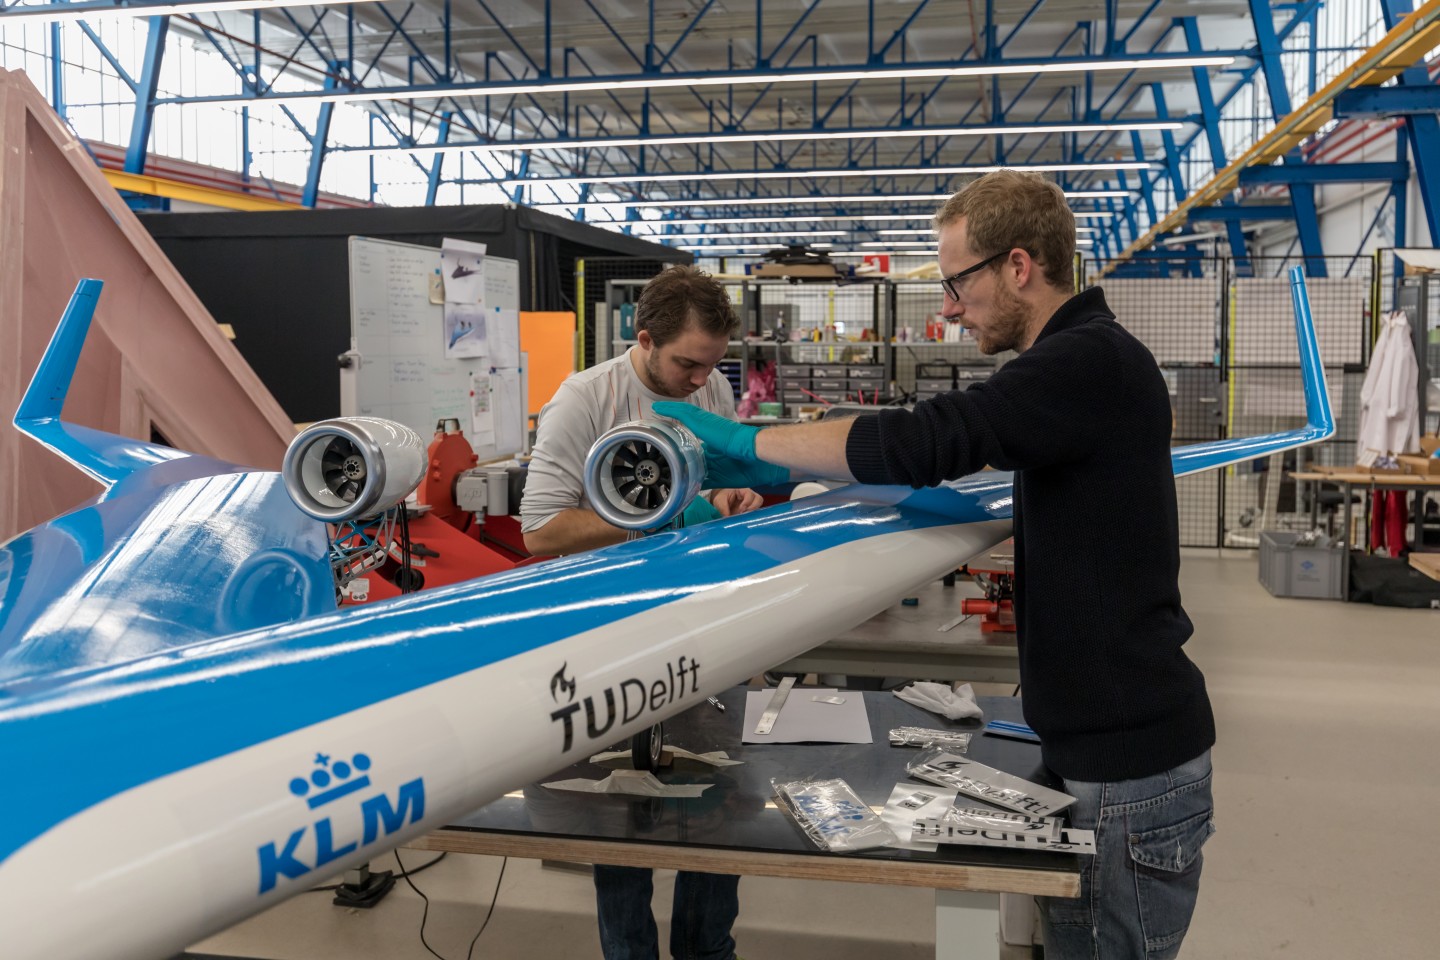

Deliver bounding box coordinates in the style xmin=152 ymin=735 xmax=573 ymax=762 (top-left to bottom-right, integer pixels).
xmin=0 ymin=268 xmax=1331 ymax=960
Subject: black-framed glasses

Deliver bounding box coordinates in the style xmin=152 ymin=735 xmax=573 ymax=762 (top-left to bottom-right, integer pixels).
xmin=940 ymin=250 xmax=1008 ymax=301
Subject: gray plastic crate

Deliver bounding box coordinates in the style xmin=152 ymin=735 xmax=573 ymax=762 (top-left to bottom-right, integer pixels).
xmin=1258 ymin=532 xmax=1345 ymax=600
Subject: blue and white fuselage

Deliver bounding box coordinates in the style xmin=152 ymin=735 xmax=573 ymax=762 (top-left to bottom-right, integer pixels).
xmin=0 ymin=271 xmax=1333 ymax=960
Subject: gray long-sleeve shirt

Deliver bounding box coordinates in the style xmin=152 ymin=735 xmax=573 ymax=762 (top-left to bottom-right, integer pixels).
xmin=520 ymin=348 xmax=737 ymax=534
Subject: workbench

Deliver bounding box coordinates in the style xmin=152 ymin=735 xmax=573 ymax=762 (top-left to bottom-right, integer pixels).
xmin=1290 ymin=470 xmax=1440 ymax=599
xmin=417 ymin=690 xmax=1076 ymax=960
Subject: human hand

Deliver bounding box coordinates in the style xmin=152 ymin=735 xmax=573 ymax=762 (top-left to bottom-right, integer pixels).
xmin=678 ymin=494 xmax=723 ymax=528
xmin=652 ymin=402 xmax=790 ymax=488
xmin=652 ymin=401 xmax=760 ymax=461
xmin=711 ymin=487 xmax=764 ymax=517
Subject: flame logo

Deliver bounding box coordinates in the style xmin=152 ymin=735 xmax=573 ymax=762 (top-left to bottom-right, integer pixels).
xmin=550 ymin=663 xmax=577 ymax=703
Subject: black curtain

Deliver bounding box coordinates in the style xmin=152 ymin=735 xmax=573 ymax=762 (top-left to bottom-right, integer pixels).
xmin=140 ymin=205 xmax=687 ymax=423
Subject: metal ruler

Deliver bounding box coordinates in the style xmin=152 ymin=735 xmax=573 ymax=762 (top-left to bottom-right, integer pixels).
xmin=753 ymin=676 xmax=796 ymax=735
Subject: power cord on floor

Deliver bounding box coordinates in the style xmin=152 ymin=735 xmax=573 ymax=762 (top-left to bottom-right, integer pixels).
xmin=394 ymin=848 xmax=508 ymax=960
xmin=307 ymin=852 xmax=448 ymax=892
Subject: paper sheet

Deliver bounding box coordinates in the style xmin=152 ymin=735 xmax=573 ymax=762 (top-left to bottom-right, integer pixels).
xmin=469 ymin=371 xmax=495 ymax=447
xmin=443 ymin=302 xmax=487 ymax=358
xmin=880 ymin=782 xmax=960 ymax=852
xmin=441 ymin=237 xmax=487 ymax=304
xmin=589 ymin=748 xmax=744 ymax=768
xmin=492 ymin=367 xmax=524 ymax=456
xmin=488 ymin=306 xmax=521 ymax=368
xmin=741 ymin=688 xmax=872 ymax=744
xmin=542 ymin=770 xmax=711 ymax=798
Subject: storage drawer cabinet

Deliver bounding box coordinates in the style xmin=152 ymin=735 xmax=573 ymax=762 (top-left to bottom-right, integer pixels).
xmin=779 ymin=364 xmax=811 ymax=377
xmin=812 ymin=365 xmax=849 ymax=378
xmin=847 ymin=365 xmax=885 ymax=379
xmin=915 ymin=378 xmax=956 ymax=392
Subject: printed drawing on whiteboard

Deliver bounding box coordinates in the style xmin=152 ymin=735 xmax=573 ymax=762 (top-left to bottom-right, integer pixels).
xmin=442 ymin=237 xmax=487 ymax=304
xmin=470 ymin=370 xmax=495 ymax=447
xmin=488 ymin=306 xmax=521 ymax=368
xmin=445 ymin=302 xmax=487 ymax=358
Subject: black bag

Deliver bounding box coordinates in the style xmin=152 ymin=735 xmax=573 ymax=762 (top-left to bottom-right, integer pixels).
xmin=1348 ymin=553 xmax=1440 ymax=608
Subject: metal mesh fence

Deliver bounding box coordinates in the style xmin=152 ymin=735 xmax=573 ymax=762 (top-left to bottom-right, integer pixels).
xmin=890 ymin=280 xmax=998 ymax=400
xmin=1083 ymin=255 xmax=1374 ymax=548
xmin=751 ymin=281 xmax=888 ymax=409
xmin=575 ymin=257 xmax=675 ymax=370
xmin=1380 ymin=250 xmax=1440 ymax=438
xmin=578 ymin=256 xmax=1382 ymax=549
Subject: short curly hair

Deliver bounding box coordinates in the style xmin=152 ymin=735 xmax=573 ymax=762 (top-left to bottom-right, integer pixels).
xmin=635 ymin=265 xmax=740 ymax=347
xmin=934 ymin=170 xmax=1076 ymax=289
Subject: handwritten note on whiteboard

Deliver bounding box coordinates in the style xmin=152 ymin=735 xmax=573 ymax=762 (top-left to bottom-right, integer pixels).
xmin=345 ymin=236 xmax=526 ymax=459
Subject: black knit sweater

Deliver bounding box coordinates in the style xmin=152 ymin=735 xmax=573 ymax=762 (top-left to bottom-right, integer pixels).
xmin=846 ymin=287 xmax=1215 ymax=782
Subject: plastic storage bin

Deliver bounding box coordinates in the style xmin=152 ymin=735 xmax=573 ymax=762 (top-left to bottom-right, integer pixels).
xmin=1258 ymin=531 xmax=1345 ymax=600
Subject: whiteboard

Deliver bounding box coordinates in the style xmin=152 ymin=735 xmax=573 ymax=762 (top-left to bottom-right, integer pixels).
xmin=342 ymin=236 xmax=525 ymax=460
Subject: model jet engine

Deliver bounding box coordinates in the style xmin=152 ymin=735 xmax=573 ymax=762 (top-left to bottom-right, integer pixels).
xmin=582 ymin=418 xmax=705 ymax=530
xmin=282 ymin=417 xmax=427 ymax=522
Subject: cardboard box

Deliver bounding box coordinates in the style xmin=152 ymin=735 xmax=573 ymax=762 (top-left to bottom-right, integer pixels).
xmin=1399 ymin=454 xmax=1440 ymax=477
xmin=1421 ymin=434 xmax=1440 ymax=457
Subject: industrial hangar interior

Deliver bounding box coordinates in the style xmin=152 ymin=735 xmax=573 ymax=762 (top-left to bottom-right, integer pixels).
xmin=1 ymin=0 xmax=1438 ymax=958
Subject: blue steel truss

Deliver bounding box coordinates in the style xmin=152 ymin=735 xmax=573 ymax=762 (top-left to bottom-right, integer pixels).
xmin=8 ymin=0 xmax=1428 ymax=248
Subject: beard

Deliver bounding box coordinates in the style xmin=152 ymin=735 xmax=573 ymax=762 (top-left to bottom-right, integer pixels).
xmin=975 ymin=281 xmax=1033 ymax=355
xmin=645 ymin=349 xmax=692 ymax=398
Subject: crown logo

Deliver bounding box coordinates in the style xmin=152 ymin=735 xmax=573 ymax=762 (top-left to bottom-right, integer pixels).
xmin=550 ymin=663 xmax=577 ymax=703
xmin=288 ymin=752 xmax=373 ymax=810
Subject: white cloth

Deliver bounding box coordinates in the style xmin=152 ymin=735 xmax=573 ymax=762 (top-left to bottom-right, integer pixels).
xmin=894 ymin=681 xmax=983 ymax=721
xmin=1357 ymin=311 xmax=1420 ymax=466
xmin=519 ymin=348 xmax=737 ymax=533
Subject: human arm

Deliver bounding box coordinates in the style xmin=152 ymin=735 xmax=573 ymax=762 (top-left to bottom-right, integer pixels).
xmin=653 ymin=401 xmax=857 ymax=482
xmin=519 ymin=381 xmax=622 ymax=556
xmin=522 ymin=508 xmax=628 ymax=556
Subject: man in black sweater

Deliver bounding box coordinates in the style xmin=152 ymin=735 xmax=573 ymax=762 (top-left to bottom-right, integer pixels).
xmin=656 ymin=170 xmax=1215 ymax=959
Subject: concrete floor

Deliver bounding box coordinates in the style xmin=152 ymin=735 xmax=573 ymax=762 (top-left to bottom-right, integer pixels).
xmin=191 ymin=548 xmax=1439 ymax=960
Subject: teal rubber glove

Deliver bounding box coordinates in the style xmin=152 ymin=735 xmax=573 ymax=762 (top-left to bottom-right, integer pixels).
xmin=652 ymin=401 xmax=759 ymax=460
xmin=678 ymin=494 xmax=722 ymax=528
xmin=651 ymin=401 xmax=791 ymax=488
xmin=645 ymin=492 xmax=721 ymax=534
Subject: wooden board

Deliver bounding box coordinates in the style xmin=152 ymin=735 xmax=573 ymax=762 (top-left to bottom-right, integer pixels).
xmin=0 ymin=69 xmax=297 ymax=542
xmin=1410 ymin=553 xmax=1440 ymax=582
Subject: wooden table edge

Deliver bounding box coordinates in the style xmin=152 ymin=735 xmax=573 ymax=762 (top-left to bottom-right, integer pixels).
xmin=413 ymin=828 xmax=1081 ymax=899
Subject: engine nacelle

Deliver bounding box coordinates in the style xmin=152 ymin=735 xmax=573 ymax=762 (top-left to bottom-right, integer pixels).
xmin=582 ymin=419 xmax=705 ymax=531
xmin=282 ymin=418 xmax=427 ymax=522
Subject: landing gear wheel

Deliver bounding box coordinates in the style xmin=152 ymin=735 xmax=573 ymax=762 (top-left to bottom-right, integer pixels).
xmin=631 ymin=721 xmax=664 ymax=772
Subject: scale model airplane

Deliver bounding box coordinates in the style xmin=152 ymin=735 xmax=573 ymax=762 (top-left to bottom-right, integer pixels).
xmin=0 ymin=269 xmax=1332 ymax=960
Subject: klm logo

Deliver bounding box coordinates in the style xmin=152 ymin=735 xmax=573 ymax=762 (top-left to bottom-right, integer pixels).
xmin=549 ymin=655 xmax=702 ymax=752
xmin=256 ymin=751 xmax=425 ymax=895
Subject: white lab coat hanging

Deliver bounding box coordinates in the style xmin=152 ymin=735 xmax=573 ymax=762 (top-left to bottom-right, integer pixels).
xmin=1357 ymin=310 xmax=1420 ymax=466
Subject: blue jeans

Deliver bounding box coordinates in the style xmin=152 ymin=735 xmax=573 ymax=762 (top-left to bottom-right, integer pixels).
xmin=1039 ymin=750 xmax=1215 ymax=960
xmin=594 ymin=865 xmax=740 ymax=960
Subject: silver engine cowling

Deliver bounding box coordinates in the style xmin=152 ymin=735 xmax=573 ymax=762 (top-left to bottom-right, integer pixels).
xmin=282 ymin=417 xmax=427 ymax=522
xmin=582 ymin=419 xmax=705 ymax=531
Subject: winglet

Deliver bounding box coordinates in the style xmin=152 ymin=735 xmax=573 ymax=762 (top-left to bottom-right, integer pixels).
xmin=1170 ymin=267 xmax=1334 ymax=477
xmin=14 ymin=278 xmax=103 ymax=426
xmin=14 ymin=279 xmax=189 ymax=488
xmin=1289 ymin=265 xmax=1335 ymax=439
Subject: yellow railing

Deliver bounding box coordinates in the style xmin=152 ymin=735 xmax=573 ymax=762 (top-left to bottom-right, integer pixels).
xmin=1101 ymin=0 xmax=1440 ymax=275
xmin=102 ymin=169 xmax=301 ymax=212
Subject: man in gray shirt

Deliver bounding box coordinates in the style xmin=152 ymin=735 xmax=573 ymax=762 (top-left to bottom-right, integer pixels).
xmin=520 ymin=264 xmax=759 ymax=960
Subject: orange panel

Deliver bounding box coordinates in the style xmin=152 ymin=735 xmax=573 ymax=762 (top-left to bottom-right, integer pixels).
xmin=520 ymin=311 xmax=576 ymax=415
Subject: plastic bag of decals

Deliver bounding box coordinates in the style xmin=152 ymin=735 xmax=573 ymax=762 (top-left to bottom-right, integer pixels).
xmin=772 ymin=777 xmax=897 ymax=852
